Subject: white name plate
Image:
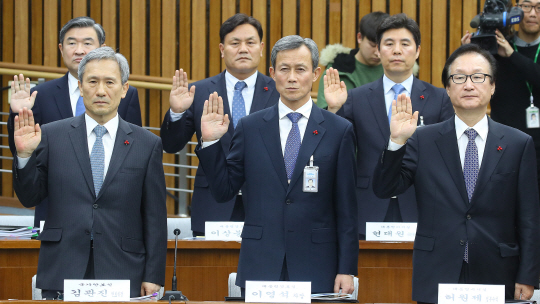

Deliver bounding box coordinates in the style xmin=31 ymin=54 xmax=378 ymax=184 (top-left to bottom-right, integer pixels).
xmin=438 ymin=284 xmax=505 ymax=304
xmin=245 ymin=281 xmax=311 ymax=303
xmin=64 ymin=279 xmax=130 ymax=301
xmin=366 ymin=222 xmax=417 ymax=241
xmin=205 ymin=221 xmax=244 ymax=240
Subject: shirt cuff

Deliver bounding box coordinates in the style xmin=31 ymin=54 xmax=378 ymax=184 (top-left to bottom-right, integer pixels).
xmin=388 ymin=139 xmax=404 ymax=151
xmin=201 ymin=139 xmax=219 ymax=148
xmin=169 ymin=109 xmax=185 ymax=122
xmin=17 ymin=156 xmax=30 ymax=169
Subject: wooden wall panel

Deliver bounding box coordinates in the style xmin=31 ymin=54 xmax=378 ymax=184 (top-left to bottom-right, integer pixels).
xmin=2 ymin=0 xmax=15 ymax=198
xmin=359 ymin=0 xmax=371 ymax=18
xmin=269 ymin=0 xmax=283 ymax=56
xmin=72 ymin=0 xmax=87 ymax=17
xmin=342 ymin=0 xmax=356 ymax=49
xmin=90 ymin=0 xmax=102 ymax=23
xmin=253 ymin=0 xmax=267 ymax=74
xmin=389 ymin=0 xmax=402 ymax=15
xmin=101 ymin=0 xmax=116 ymax=50
xmin=30 ymin=0 xmax=44 ymax=65
xmin=282 ymin=0 xmax=297 ymax=37
xmin=328 ymin=0 xmax=342 ymax=45
xmin=131 ymin=0 xmax=146 ymax=127
xmin=418 ymin=0 xmax=432 ymax=83
xmin=14 ymin=0 xmax=29 ymax=64
xmin=119 ymin=0 xmax=131 ymax=63
xmin=402 ymin=0 xmax=416 ymax=20
xmin=60 ymin=0 xmax=73 ymax=28
xmin=449 ymin=0 xmax=463 ymax=56
xmin=431 ymin=0 xmax=447 ymax=88
xmin=43 ymin=0 xmax=58 ymax=67
xmin=209 ymin=0 xmax=223 ymax=77
xmin=311 ymin=0 xmax=326 ymax=93
xmin=372 ymin=0 xmax=387 ymax=12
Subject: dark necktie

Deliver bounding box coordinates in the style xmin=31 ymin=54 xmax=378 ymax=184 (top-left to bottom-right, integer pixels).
xmin=463 ymin=128 xmax=478 ymax=263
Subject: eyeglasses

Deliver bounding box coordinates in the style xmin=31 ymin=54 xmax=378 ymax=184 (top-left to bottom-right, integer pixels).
xmin=518 ymin=3 xmax=540 ymax=13
xmin=448 ymin=73 xmax=492 ymax=84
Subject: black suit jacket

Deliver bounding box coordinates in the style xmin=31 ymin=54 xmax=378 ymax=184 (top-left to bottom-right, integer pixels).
xmin=373 ymin=116 xmax=540 ymax=302
xmin=196 ymin=103 xmax=358 ymax=292
xmin=7 ymin=73 xmax=142 ymax=227
xmin=161 ymin=71 xmax=280 ymax=233
xmin=13 ymin=115 xmax=167 ymax=297
xmin=337 ymin=77 xmax=454 ymax=234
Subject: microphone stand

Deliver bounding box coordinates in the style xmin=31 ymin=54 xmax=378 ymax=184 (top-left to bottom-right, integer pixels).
xmin=160 ymin=228 xmax=187 ymax=302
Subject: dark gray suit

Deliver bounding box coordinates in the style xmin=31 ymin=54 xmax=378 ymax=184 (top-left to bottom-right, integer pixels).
xmin=13 ymin=115 xmax=167 ymax=297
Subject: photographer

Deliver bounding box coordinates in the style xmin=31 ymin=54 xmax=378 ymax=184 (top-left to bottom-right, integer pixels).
xmin=463 ymin=0 xmax=540 ymax=190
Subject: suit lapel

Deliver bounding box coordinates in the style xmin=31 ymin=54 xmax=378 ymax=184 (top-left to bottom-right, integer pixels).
xmin=366 ymin=79 xmax=391 ymax=139
xmin=260 ymin=105 xmax=288 ymax=191
xmin=472 ymin=118 xmax=505 ymax=203
xmin=56 ymin=73 xmax=76 ymax=119
xmin=68 ymin=115 xmax=95 ymax=197
xmin=96 ymin=118 xmax=133 ymax=201
xmin=250 ymin=73 xmax=274 ymax=113
xmin=410 ymin=77 xmax=428 ymax=117
xmin=288 ymin=104 xmax=325 ymax=194
xmin=434 ymin=117 xmax=469 ymax=205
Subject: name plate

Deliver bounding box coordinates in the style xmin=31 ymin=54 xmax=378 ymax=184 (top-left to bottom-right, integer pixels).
xmin=438 ymin=284 xmax=505 ymax=304
xmin=365 ymin=222 xmax=417 ymax=241
xmin=205 ymin=221 xmax=244 ymax=240
xmin=64 ymin=280 xmax=130 ymax=301
xmin=245 ymin=281 xmax=311 ymax=303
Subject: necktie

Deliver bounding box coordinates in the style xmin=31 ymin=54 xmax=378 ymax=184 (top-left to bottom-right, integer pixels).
xmin=232 ymin=81 xmax=247 ymax=128
xmin=463 ymin=128 xmax=478 ymax=263
xmin=90 ymin=125 xmax=108 ymax=196
xmin=75 ymin=95 xmax=85 ymax=116
xmin=284 ymin=113 xmax=303 ymax=182
xmin=389 ymin=84 xmax=405 ymax=124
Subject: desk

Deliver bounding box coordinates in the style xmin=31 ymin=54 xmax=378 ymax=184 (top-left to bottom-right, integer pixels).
xmin=0 ymin=240 xmax=413 ymax=303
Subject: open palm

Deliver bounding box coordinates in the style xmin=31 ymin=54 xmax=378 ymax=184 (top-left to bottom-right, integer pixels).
xmin=390 ymin=93 xmax=418 ymax=145
xmin=11 ymin=74 xmax=37 ymax=113
xmin=324 ymin=68 xmax=347 ymax=113
xmin=169 ymin=69 xmax=196 ymax=113
xmin=201 ymin=92 xmax=229 ymax=142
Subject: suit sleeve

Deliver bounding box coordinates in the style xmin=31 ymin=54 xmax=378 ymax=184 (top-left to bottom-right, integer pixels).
xmin=12 ymin=126 xmax=49 ymax=208
xmin=515 ymin=136 xmax=540 ymax=287
xmin=372 ymin=132 xmax=418 ymax=199
xmin=195 ymin=119 xmax=246 ymax=203
xmin=439 ymin=91 xmax=455 ymax=122
xmin=334 ymin=123 xmax=359 ymax=275
xmin=160 ymin=89 xmax=197 ymax=153
xmin=141 ymin=137 xmax=167 ymax=286
xmin=121 ymin=87 xmax=142 ymax=127
xmin=503 ymin=51 xmax=540 ymax=88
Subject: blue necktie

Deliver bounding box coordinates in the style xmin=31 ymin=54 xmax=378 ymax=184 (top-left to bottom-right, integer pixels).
xmin=284 ymin=113 xmax=303 ymax=182
xmin=232 ymin=81 xmax=247 ymax=128
xmin=91 ymin=125 xmax=107 ymax=196
xmin=463 ymin=128 xmax=478 ymax=263
xmin=389 ymin=84 xmax=405 ymax=124
xmin=75 ymin=95 xmax=85 ymax=116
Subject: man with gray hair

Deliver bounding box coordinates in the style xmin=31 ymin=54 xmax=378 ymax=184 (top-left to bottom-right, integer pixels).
xmin=196 ymin=35 xmax=359 ymax=294
xmin=11 ymin=47 xmax=166 ymax=299
xmin=8 ymin=16 xmax=142 ymax=228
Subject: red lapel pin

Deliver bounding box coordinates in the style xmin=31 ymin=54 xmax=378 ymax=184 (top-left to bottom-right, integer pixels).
xmin=420 ymin=95 xmax=425 ymax=99
xmin=497 ymin=146 xmax=502 ymax=151
xmin=313 ymin=130 xmax=318 ymax=135
xmin=124 ymin=140 xmax=130 ymax=145
xmin=264 ymin=87 xmax=268 ymax=91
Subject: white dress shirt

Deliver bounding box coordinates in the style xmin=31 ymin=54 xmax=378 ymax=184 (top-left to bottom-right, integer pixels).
xmin=169 ymin=70 xmax=258 ymax=122
xmin=17 ymin=114 xmax=119 ymax=182
xmin=202 ymin=98 xmax=313 ymax=153
xmin=388 ymin=114 xmax=489 ymax=171
xmin=383 ymin=74 xmax=414 ymax=114
xmin=67 ymin=72 xmax=82 ymax=116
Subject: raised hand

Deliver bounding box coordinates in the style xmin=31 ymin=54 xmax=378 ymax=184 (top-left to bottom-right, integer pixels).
xmin=11 ymin=74 xmax=38 ymax=113
xmin=201 ymin=92 xmax=229 ymax=142
xmin=324 ymin=68 xmax=348 ymax=113
xmin=461 ymin=30 xmax=472 ymax=45
xmin=495 ymin=29 xmax=513 ymax=58
xmin=14 ymin=108 xmax=41 ymax=158
xmin=390 ymin=93 xmax=418 ymax=145
xmin=169 ymin=69 xmax=196 ymax=113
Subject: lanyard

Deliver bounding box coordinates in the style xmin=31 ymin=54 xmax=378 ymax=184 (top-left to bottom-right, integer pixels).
xmin=513 ymin=42 xmax=540 ymax=105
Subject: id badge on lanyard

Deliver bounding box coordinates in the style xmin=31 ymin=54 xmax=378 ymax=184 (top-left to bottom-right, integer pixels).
xmin=527 ymin=94 xmax=540 ymax=128
xmin=303 ymin=155 xmax=319 ymax=192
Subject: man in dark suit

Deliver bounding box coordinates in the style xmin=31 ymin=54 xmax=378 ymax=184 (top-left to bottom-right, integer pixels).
xmin=161 ymin=14 xmax=279 ymax=236
xmin=196 ymin=35 xmax=358 ymax=294
xmin=11 ymin=47 xmax=166 ymax=299
xmin=8 ymin=16 xmax=142 ymax=228
xmin=325 ymin=13 xmax=454 ymax=238
xmin=373 ymin=43 xmax=540 ymax=303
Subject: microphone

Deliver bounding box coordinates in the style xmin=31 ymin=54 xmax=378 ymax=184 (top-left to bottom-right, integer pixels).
xmin=160 ymin=228 xmax=187 ymax=302
xmin=470 ymin=14 xmax=481 ymax=28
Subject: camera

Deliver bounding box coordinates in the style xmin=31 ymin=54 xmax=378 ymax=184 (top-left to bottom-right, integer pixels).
xmin=470 ymin=0 xmax=523 ymax=54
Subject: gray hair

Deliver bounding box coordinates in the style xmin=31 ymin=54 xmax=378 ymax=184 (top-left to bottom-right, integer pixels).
xmin=270 ymin=35 xmax=319 ymax=69
xmin=59 ymin=16 xmax=105 ymax=45
xmin=78 ymin=47 xmax=130 ymax=85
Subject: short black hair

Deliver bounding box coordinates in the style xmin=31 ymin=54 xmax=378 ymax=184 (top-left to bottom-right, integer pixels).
xmin=359 ymin=12 xmax=390 ymax=42
xmin=442 ymin=43 xmax=497 ymax=88
xmin=376 ymin=13 xmax=420 ymax=49
xmin=219 ymin=13 xmax=263 ymax=43
xmin=59 ymin=16 xmax=105 ymax=45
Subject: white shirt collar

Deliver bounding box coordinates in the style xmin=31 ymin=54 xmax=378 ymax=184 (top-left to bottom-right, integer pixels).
xmin=67 ymin=72 xmax=80 ymax=96
xmin=383 ymin=74 xmax=414 ymax=95
xmin=278 ymin=98 xmax=313 ymax=120
xmin=225 ymin=70 xmax=258 ymax=91
xmin=455 ymin=114 xmax=489 ymax=141
xmin=85 ymin=113 xmax=119 ymax=141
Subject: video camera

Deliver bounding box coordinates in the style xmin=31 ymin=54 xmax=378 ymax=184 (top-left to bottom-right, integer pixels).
xmin=470 ymin=0 xmax=523 ymax=54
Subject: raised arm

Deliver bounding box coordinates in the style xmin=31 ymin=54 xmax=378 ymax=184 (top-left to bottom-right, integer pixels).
xmin=11 ymin=74 xmax=37 ymax=113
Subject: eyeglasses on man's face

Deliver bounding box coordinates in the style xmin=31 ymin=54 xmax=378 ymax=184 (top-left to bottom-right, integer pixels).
xmin=447 ymin=73 xmax=492 ymax=84
xmin=518 ymin=3 xmax=540 ymax=13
